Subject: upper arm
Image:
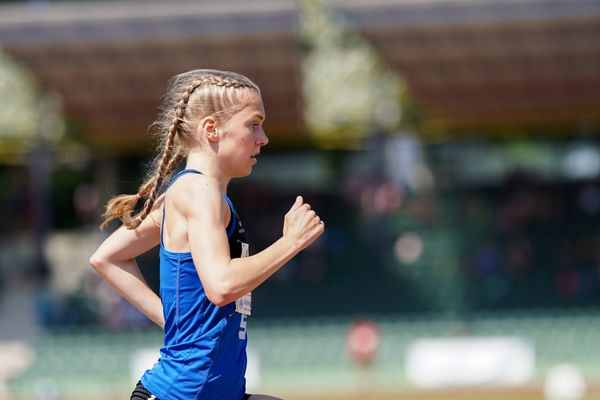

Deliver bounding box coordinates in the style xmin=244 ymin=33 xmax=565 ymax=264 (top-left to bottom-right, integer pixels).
xmin=91 ymin=196 xmax=164 ymax=265
xmin=183 ymin=178 xmax=232 ymax=296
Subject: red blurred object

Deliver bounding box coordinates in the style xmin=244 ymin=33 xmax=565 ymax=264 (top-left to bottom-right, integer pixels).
xmin=346 ymin=319 xmax=381 ymax=367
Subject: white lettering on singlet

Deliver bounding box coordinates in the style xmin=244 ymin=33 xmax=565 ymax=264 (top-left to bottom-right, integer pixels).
xmin=237 ymin=242 xmax=251 ymax=340
xmin=239 ymin=315 xmax=248 ymax=340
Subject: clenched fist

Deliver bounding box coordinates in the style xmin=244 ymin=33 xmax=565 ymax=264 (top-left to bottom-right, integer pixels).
xmin=282 ymin=196 xmax=325 ymax=252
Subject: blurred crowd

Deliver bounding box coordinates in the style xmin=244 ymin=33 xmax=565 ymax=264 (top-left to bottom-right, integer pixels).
xmin=1 ymin=152 xmax=600 ymax=332
xmin=465 ymin=171 xmax=600 ymax=310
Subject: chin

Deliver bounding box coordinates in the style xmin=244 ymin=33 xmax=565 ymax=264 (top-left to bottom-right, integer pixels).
xmin=236 ymin=168 xmax=253 ymax=178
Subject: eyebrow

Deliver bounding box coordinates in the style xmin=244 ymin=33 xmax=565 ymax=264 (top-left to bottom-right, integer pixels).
xmin=251 ymin=113 xmax=265 ymax=121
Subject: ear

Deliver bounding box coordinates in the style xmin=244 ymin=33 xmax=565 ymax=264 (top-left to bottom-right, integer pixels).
xmin=200 ymin=117 xmax=219 ymax=143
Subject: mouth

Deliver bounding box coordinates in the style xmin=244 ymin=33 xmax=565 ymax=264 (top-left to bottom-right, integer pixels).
xmin=250 ymin=151 xmax=260 ymax=161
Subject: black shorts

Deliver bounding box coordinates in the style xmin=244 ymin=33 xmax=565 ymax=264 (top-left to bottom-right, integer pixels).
xmin=130 ymin=381 xmax=157 ymax=400
xmin=130 ymin=381 xmax=252 ymax=400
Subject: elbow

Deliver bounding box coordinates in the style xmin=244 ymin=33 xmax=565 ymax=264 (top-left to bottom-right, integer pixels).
xmin=89 ymin=252 xmax=108 ymax=273
xmin=205 ymin=280 xmax=236 ymax=307
xmin=208 ymin=295 xmax=229 ymax=308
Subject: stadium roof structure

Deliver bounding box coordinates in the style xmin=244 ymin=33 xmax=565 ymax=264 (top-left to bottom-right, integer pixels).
xmin=0 ymin=0 xmax=599 ymax=149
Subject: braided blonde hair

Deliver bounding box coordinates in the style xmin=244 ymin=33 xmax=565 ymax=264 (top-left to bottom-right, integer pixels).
xmin=100 ymin=69 xmax=260 ymax=230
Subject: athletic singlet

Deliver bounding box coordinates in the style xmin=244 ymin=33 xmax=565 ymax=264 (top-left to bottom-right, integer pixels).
xmin=141 ymin=169 xmax=250 ymax=400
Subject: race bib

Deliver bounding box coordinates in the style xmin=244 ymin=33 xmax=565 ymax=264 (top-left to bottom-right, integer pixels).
xmin=235 ymin=292 xmax=252 ymax=316
xmin=236 ymin=242 xmax=251 ymax=316
xmin=241 ymin=242 xmax=249 ymax=257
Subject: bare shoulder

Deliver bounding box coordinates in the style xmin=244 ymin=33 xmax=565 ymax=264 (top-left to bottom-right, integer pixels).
xmin=171 ymin=174 xmax=225 ymax=219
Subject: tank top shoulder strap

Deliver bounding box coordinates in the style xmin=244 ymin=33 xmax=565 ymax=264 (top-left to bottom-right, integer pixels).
xmin=224 ymin=195 xmax=238 ymax=238
xmin=166 ymin=168 xmax=203 ymax=191
xmin=161 ymin=169 xmax=203 ymax=247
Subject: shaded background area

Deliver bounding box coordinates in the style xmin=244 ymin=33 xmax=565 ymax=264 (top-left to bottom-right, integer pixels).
xmin=1 ymin=0 xmax=600 ymax=399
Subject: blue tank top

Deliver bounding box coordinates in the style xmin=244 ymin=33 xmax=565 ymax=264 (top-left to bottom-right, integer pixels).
xmin=141 ymin=169 xmax=250 ymax=400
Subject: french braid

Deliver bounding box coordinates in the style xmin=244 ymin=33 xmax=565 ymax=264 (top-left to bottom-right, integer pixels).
xmin=100 ymin=70 xmax=260 ymax=230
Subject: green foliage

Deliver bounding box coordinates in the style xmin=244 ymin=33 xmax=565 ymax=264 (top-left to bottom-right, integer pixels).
xmin=299 ymin=0 xmax=404 ymax=148
xmin=0 ymin=46 xmax=64 ymax=161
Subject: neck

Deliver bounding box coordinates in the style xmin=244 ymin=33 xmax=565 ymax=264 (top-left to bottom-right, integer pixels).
xmin=185 ymin=149 xmax=230 ymax=194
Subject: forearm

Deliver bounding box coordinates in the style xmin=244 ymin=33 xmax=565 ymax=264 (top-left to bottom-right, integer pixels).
xmin=190 ymin=195 xmax=324 ymax=306
xmin=92 ymin=259 xmax=165 ymax=328
xmin=218 ymin=236 xmax=299 ymax=304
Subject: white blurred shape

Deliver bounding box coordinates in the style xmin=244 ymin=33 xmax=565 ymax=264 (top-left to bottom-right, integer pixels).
xmin=544 ymin=364 xmax=586 ymax=400
xmin=245 ymin=346 xmax=261 ymax=391
xmin=405 ymin=336 xmax=534 ymax=388
xmin=394 ymin=232 xmax=423 ymax=264
xmin=563 ymin=146 xmax=600 ymax=179
xmin=385 ymin=133 xmax=423 ymax=192
xmin=130 ymin=348 xmax=160 ymax=385
xmin=0 ymin=341 xmax=35 ymax=400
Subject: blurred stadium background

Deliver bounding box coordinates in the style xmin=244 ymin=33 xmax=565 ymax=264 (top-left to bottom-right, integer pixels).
xmin=1 ymin=0 xmax=600 ymax=399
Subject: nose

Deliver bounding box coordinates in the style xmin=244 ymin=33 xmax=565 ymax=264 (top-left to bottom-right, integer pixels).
xmin=257 ymin=129 xmax=269 ymax=146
